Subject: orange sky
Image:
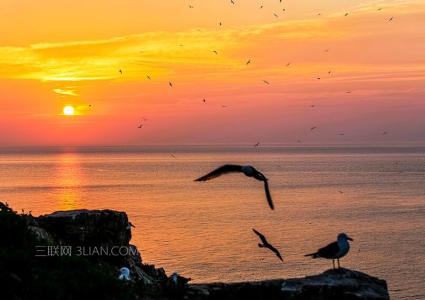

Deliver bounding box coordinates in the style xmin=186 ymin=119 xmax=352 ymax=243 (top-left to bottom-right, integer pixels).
xmin=0 ymin=0 xmax=424 ymax=146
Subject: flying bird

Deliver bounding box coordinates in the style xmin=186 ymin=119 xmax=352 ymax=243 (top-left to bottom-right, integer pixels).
xmin=310 ymin=126 xmax=317 ymax=131
xmin=246 ymin=59 xmax=251 ymax=65
xmin=195 ymin=164 xmax=275 ymax=210
xmin=212 ymin=50 xmax=218 ymax=54
xmin=286 ymin=62 xmax=291 ymax=67
xmin=388 ymin=16 xmax=394 ymax=21
xmin=344 ymin=13 xmax=349 ymax=16
xmin=119 ymin=69 xmax=123 ymax=75
xmin=137 ymin=124 xmax=143 ymax=129
xmin=252 ymin=229 xmax=283 ymax=262
xmin=305 ymin=233 xmax=353 ymax=268
xmin=169 ymin=81 xmax=173 ymax=87
xmin=263 ymin=80 xmax=270 ymax=85
xmin=273 ymin=13 xmax=279 ymax=18
xmin=203 ymin=98 xmax=206 ymax=103
xmin=382 ymin=131 xmax=388 ymax=135
xmin=147 ymin=75 xmax=151 ymax=80
xmin=188 ymin=5 xmax=194 ymax=8
xmin=254 ymin=142 xmax=260 ymax=147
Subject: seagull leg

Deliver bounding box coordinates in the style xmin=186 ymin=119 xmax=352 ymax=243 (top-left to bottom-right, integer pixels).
xmin=332 ymin=259 xmax=335 ymax=269
xmin=337 ymin=259 xmax=340 ymax=268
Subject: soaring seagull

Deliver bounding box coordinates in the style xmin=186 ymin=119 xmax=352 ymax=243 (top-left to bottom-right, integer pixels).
xmin=195 ymin=164 xmax=274 ymax=210
xmin=252 ymin=229 xmax=283 ymax=262
xmin=305 ymin=233 xmax=353 ymax=268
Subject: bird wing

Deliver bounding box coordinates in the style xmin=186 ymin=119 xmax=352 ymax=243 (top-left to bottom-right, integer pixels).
xmin=252 ymin=228 xmax=268 ymax=245
xmin=267 ymin=244 xmax=283 ymax=262
xmin=263 ymin=180 xmax=274 ymax=210
xmin=317 ymin=241 xmax=340 ymax=259
xmin=194 ymin=164 xmax=242 ymax=181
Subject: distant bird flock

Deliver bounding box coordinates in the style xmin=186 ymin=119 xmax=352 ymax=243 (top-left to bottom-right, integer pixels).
xmin=114 ymin=0 xmax=397 ymax=279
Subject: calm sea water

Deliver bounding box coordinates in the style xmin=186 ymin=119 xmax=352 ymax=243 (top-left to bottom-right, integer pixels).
xmin=0 ymin=146 xmax=424 ymax=299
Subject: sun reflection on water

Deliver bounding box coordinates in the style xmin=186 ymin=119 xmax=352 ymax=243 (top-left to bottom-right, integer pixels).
xmin=53 ymin=152 xmax=85 ymax=211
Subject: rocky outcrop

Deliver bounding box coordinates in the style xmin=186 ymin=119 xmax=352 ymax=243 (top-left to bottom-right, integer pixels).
xmin=186 ymin=268 xmax=389 ymax=300
xmin=1 ymin=203 xmax=390 ymax=300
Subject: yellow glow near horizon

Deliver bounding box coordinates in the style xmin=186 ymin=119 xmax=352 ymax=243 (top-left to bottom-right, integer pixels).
xmin=63 ymin=105 xmax=75 ymax=116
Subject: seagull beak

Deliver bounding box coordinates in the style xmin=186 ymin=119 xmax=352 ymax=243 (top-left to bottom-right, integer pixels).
xmin=347 ymin=236 xmax=353 ymax=241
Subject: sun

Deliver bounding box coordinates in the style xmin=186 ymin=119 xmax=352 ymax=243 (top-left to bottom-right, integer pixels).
xmin=63 ymin=105 xmax=75 ymax=116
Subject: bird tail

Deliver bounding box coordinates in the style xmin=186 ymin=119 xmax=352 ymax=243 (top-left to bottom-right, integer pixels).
xmin=305 ymin=253 xmax=319 ymax=258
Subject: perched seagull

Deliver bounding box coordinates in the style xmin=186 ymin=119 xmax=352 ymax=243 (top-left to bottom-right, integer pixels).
xmin=195 ymin=164 xmax=274 ymax=210
xmin=118 ymin=267 xmax=131 ymax=280
xmin=263 ymin=80 xmax=270 ymax=85
xmin=252 ymin=229 xmax=283 ymax=262
xmin=305 ymin=233 xmax=353 ymax=268
xmin=126 ymin=222 xmax=136 ymax=230
xmin=246 ymin=59 xmax=251 ymax=65
xmin=170 ymin=272 xmax=191 ymax=286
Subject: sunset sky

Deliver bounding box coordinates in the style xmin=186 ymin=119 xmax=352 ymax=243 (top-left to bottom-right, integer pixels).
xmin=0 ymin=0 xmax=424 ymax=146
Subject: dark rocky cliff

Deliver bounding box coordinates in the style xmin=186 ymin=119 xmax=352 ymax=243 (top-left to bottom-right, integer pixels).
xmin=0 ymin=203 xmax=390 ymax=300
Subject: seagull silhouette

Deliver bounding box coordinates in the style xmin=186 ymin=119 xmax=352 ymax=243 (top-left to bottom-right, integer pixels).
xmin=119 ymin=69 xmax=123 ymax=75
xmin=310 ymin=126 xmax=317 ymax=131
xmin=263 ymin=80 xmax=270 ymax=85
xmin=147 ymin=75 xmax=151 ymax=80
xmin=246 ymin=59 xmax=251 ymax=65
xmin=169 ymin=81 xmax=173 ymax=87
xmin=305 ymin=233 xmax=353 ymax=269
xmin=254 ymin=142 xmax=260 ymax=147
xmin=212 ymin=50 xmax=218 ymax=55
xmin=252 ymin=229 xmax=283 ymax=262
xmin=195 ymin=164 xmax=274 ymax=210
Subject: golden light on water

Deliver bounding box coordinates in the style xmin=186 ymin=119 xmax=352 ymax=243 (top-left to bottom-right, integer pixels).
xmin=63 ymin=105 xmax=75 ymax=116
